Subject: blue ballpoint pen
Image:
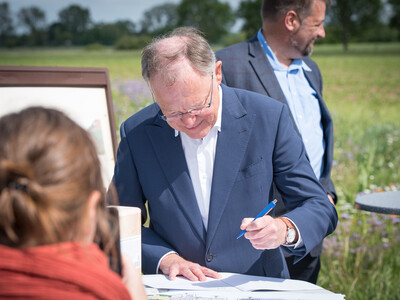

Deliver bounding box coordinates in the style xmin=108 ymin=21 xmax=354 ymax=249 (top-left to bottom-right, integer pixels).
xmin=236 ymin=199 xmax=278 ymax=239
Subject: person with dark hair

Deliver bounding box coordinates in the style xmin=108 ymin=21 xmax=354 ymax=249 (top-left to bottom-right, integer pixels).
xmin=0 ymin=106 xmax=146 ymax=300
xmin=216 ymin=0 xmax=336 ymax=283
xmin=112 ymin=26 xmax=337 ymax=282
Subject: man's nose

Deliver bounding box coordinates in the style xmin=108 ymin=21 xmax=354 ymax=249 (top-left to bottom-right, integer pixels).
xmin=181 ymin=113 xmax=197 ymax=126
xmin=318 ymin=24 xmax=326 ymax=39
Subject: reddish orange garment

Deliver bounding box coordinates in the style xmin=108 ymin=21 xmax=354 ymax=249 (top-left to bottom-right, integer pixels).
xmin=0 ymin=242 xmax=131 ymax=300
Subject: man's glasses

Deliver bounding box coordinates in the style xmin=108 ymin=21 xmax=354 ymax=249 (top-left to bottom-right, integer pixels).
xmin=159 ymin=73 xmax=214 ymax=122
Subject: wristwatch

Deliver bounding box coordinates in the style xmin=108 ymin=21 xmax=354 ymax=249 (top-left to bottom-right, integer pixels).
xmin=278 ymin=217 xmax=297 ymax=245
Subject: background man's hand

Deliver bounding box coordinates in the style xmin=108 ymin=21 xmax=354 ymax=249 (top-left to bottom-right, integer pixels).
xmin=328 ymin=194 xmax=335 ymax=205
xmin=159 ymin=253 xmax=221 ymax=281
xmin=240 ymin=215 xmax=287 ymax=249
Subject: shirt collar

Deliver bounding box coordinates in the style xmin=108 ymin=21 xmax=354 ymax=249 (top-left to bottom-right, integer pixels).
xmin=174 ymin=85 xmax=222 ymax=138
xmin=257 ymin=28 xmax=311 ymax=72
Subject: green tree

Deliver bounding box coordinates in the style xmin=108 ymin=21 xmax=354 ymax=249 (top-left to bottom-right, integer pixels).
xmin=238 ymin=0 xmax=262 ymax=39
xmin=17 ymin=6 xmax=46 ymax=45
xmin=48 ymin=22 xmax=71 ymax=46
xmin=388 ymin=0 xmax=400 ymax=39
xmin=177 ymin=0 xmax=235 ymax=43
xmin=115 ymin=35 xmax=152 ymax=50
xmin=88 ymin=20 xmax=136 ymax=45
xmin=58 ymin=4 xmax=91 ymax=45
xmin=141 ymin=3 xmax=178 ymax=36
xmin=114 ymin=20 xmax=136 ymax=35
xmin=0 ymin=2 xmax=15 ymax=47
xmin=328 ymin=0 xmax=383 ymax=50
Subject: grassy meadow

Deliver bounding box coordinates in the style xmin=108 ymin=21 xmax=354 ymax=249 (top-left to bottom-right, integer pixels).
xmin=1 ymin=43 xmax=399 ymax=299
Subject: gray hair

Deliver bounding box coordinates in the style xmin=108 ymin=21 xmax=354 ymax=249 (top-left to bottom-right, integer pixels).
xmin=141 ymin=27 xmax=216 ymax=84
xmin=261 ymin=0 xmax=331 ymax=21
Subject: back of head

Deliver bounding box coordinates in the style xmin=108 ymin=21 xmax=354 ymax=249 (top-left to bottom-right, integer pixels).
xmin=141 ymin=26 xmax=216 ymax=85
xmin=261 ymin=0 xmax=331 ymax=21
xmin=0 ymin=107 xmax=110 ymax=249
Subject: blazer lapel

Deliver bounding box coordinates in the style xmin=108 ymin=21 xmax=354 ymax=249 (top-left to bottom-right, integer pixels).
xmin=248 ymin=37 xmax=287 ymax=103
xmin=303 ymin=67 xmax=333 ymax=176
xmin=206 ymin=85 xmax=255 ymax=247
xmin=145 ymin=117 xmax=206 ymax=244
xmin=303 ymin=68 xmax=322 ymax=101
xmin=303 ymin=68 xmax=330 ymax=123
xmin=248 ymin=38 xmax=300 ymax=135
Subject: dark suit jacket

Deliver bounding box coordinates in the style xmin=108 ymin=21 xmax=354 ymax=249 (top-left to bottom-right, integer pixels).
xmin=113 ymin=84 xmax=338 ymax=278
xmin=216 ymin=36 xmax=336 ymax=257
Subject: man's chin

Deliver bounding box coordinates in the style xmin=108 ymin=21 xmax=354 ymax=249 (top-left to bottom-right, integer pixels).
xmin=291 ymin=39 xmax=313 ymax=58
xmin=304 ymin=40 xmax=317 ymax=56
xmin=303 ymin=45 xmax=314 ymax=57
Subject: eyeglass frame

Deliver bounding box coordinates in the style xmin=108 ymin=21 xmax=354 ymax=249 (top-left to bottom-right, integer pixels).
xmin=154 ymin=73 xmax=214 ymax=122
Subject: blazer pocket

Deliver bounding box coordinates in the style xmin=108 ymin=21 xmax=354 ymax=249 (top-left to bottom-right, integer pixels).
xmin=236 ymin=157 xmax=264 ymax=181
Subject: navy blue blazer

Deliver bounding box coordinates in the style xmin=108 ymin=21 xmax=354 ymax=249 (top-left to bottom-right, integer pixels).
xmin=216 ymin=35 xmax=336 ymax=202
xmin=113 ymin=84 xmax=338 ymax=278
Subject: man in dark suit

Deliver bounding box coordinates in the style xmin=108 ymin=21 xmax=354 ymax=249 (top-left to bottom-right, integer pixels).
xmin=216 ymin=0 xmax=336 ymax=284
xmin=112 ymin=27 xmax=337 ymax=281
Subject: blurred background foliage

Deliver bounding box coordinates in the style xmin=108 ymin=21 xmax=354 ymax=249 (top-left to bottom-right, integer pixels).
xmin=1 ymin=0 xmax=400 ymax=50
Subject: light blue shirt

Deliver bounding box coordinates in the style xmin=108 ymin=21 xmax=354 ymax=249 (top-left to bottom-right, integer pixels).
xmin=257 ymin=29 xmax=325 ymax=179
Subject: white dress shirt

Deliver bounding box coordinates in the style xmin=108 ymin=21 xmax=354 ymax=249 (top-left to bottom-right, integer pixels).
xmin=179 ymin=86 xmax=223 ymax=230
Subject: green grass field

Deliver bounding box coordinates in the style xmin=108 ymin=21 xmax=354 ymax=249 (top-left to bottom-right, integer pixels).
xmin=1 ymin=43 xmax=399 ymax=299
xmin=312 ymin=44 xmax=400 ymax=300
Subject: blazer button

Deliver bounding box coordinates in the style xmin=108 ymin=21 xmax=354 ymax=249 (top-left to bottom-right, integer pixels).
xmin=206 ymin=253 xmax=214 ymax=262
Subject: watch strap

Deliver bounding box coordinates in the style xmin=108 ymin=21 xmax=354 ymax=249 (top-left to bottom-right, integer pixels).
xmin=277 ymin=217 xmax=297 ymax=245
xmin=278 ymin=217 xmax=294 ymax=229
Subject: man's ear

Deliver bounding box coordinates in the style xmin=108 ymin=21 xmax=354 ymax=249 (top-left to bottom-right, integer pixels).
xmin=215 ymin=60 xmax=223 ymax=85
xmin=285 ymin=10 xmax=301 ymax=32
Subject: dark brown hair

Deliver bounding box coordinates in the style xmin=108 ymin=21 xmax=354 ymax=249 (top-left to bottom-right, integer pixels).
xmin=261 ymin=0 xmax=331 ymax=21
xmin=0 ymin=106 xmax=115 ymax=252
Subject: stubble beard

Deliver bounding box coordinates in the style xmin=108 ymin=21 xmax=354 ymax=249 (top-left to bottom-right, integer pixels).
xmin=290 ymin=34 xmax=315 ymax=57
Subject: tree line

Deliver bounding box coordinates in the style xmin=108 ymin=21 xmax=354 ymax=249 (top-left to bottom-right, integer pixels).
xmin=1 ymin=0 xmax=399 ymax=51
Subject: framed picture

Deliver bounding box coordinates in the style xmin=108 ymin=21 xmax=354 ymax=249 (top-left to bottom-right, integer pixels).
xmin=0 ymin=66 xmax=118 ymax=187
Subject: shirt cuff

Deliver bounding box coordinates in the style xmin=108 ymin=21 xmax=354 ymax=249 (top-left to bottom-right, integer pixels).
xmin=156 ymin=251 xmax=177 ymax=274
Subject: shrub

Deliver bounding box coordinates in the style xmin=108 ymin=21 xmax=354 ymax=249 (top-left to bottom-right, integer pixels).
xmin=115 ymin=35 xmax=152 ymax=50
xmin=220 ymin=31 xmax=247 ymax=47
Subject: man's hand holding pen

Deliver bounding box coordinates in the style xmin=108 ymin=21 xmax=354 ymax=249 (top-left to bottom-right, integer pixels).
xmin=238 ymin=199 xmax=299 ymax=250
xmin=240 ymin=216 xmax=291 ymax=249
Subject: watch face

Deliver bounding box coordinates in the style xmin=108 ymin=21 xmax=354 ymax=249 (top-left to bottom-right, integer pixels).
xmin=287 ymin=228 xmax=296 ymax=244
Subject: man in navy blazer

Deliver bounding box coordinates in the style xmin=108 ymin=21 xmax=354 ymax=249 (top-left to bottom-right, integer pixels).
xmin=216 ymin=0 xmax=336 ymax=283
xmin=112 ymin=27 xmax=337 ymax=281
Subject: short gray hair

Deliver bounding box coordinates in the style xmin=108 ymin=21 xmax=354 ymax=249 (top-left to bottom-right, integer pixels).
xmin=141 ymin=27 xmax=216 ymax=84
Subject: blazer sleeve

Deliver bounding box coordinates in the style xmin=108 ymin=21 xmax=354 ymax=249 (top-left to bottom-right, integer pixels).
xmin=272 ymin=105 xmax=338 ymax=260
xmin=112 ymin=121 xmax=177 ymax=274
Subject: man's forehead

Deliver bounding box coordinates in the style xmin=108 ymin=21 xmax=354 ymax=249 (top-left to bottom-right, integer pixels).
xmin=156 ymin=36 xmax=188 ymax=55
xmin=151 ymin=59 xmax=197 ymax=88
xmin=151 ymin=72 xmax=180 ymax=90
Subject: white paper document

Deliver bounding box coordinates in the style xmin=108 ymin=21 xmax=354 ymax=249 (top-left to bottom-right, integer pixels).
xmin=142 ymin=272 xmax=344 ymax=296
xmin=143 ymin=273 xmax=346 ymax=300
